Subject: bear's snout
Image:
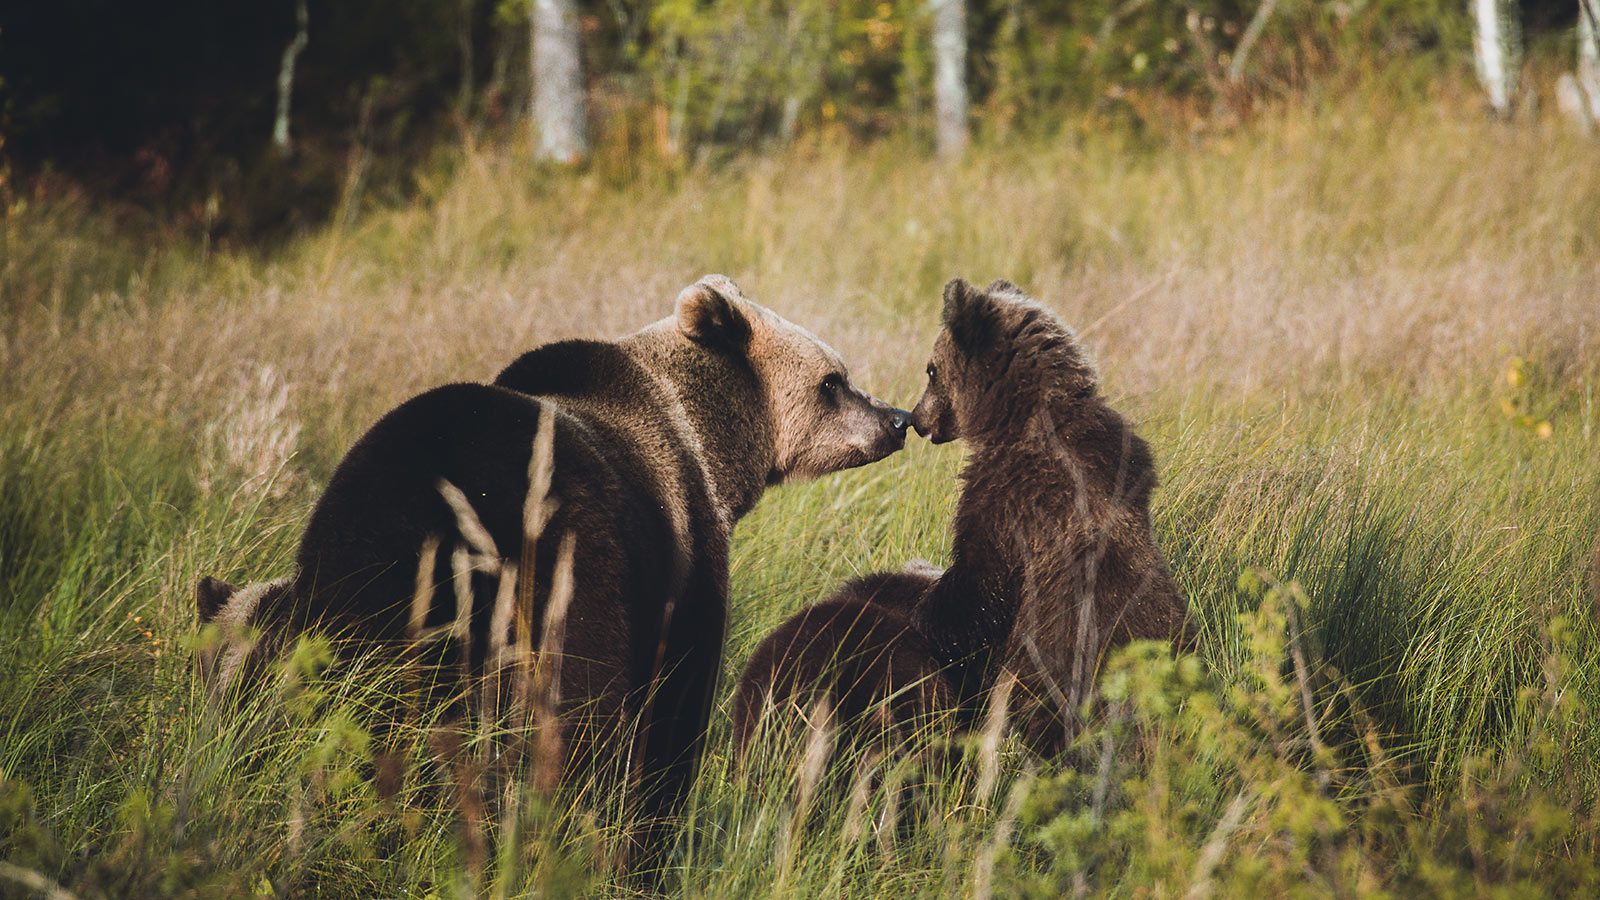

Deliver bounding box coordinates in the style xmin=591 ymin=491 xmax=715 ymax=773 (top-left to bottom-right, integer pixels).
xmin=889 ymin=408 xmax=911 ymax=432
xmin=910 ymin=396 xmax=950 ymax=443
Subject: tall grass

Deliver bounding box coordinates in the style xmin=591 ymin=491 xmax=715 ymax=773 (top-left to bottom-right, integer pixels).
xmin=2 ymin=85 xmax=1599 ymax=897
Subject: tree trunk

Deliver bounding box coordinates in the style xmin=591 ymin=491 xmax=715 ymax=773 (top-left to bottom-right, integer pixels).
xmin=530 ymin=0 xmax=588 ymax=163
xmin=456 ymin=0 xmax=475 ymax=121
xmin=1581 ymin=0 xmax=1600 ymax=120
xmin=1471 ymin=0 xmax=1522 ymax=117
xmin=1228 ymin=0 xmax=1280 ymax=84
xmin=931 ymin=0 xmax=968 ymax=158
xmin=271 ymin=0 xmax=309 ymax=154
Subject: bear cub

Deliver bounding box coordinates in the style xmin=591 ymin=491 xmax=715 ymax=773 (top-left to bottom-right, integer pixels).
xmin=732 ymin=278 xmax=1192 ymax=759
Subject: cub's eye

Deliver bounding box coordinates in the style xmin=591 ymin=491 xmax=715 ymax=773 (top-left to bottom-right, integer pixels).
xmin=926 ymin=364 xmax=937 ymax=381
xmin=820 ymin=373 xmax=844 ymax=394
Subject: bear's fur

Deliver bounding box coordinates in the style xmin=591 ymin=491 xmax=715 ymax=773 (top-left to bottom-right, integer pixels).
xmin=730 ymin=564 xmax=949 ymax=758
xmin=197 ymin=275 xmax=910 ymax=869
xmin=731 ymin=278 xmax=1191 ymax=761
xmin=907 ymin=277 xmax=1192 ymax=752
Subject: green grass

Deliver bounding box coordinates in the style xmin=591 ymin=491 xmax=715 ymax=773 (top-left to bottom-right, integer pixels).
xmin=2 ymin=84 xmax=1599 ymax=897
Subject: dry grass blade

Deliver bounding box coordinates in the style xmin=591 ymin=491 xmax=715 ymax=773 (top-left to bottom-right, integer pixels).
xmin=976 ymin=670 xmax=1016 ymax=803
xmin=973 ymin=764 xmax=1036 ymax=900
xmin=524 ymin=400 xmax=560 ymax=539
xmin=439 ymin=477 xmax=500 ymax=564
xmin=483 ymin=561 xmax=519 ymax=729
xmin=410 ymin=535 xmax=440 ymax=644
xmin=532 ymin=530 xmax=577 ymax=795
xmin=796 ymin=695 xmax=836 ymax=815
xmin=840 ymin=748 xmax=881 ymax=847
xmin=1283 ymin=589 xmax=1330 ymax=786
xmin=1183 ymin=790 xmax=1252 ymax=900
xmin=0 ymin=862 xmax=83 ymax=900
xmin=776 ymin=695 xmax=837 ymax=887
xmin=450 ymin=543 xmax=475 ymax=670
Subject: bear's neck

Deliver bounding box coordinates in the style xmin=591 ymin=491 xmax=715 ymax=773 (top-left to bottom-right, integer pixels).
xmin=621 ymin=333 xmax=776 ymax=525
xmin=911 ymin=479 xmax=1025 ymax=703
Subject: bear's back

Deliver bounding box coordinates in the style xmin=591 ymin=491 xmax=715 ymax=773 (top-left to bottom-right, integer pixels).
xmin=292 ymin=381 xmax=679 ymax=643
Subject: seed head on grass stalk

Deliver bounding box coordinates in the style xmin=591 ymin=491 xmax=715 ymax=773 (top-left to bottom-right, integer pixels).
xmin=444 ymin=536 xmax=488 ymax=880
xmin=776 ymin=696 xmax=836 ymax=888
xmin=532 ymin=531 xmax=577 ymax=797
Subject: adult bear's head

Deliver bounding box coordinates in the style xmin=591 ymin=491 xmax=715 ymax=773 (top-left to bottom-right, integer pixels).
xmin=910 ymin=278 xmax=1097 ymax=444
xmin=672 ymin=274 xmax=910 ymax=483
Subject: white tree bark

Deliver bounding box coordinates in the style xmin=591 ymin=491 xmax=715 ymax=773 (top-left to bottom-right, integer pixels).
xmin=272 ymin=0 xmax=309 ymax=154
xmin=1471 ymin=0 xmax=1523 ymax=116
xmin=1556 ymin=74 xmax=1592 ymax=133
xmin=1228 ymin=0 xmax=1280 ymax=83
xmin=931 ymin=0 xmax=968 ymax=158
xmin=1580 ymin=0 xmax=1600 ymax=120
xmin=530 ymin=0 xmax=588 ymax=163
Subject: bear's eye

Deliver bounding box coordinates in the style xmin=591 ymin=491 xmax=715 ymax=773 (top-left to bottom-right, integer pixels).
xmin=926 ymin=363 xmax=937 ymax=381
xmin=820 ymin=373 xmax=844 ymax=395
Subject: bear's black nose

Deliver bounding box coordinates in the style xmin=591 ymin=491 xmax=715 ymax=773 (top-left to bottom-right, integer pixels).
xmin=889 ymin=408 xmax=911 ymax=432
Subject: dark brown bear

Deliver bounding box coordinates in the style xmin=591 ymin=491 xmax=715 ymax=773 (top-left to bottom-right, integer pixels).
xmin=907 ymin=277 xmax=1191 ymax=751
xmin=731 ymin=564 xmax=950 ymax=758
xmin=196 ymin=274 xmax=911 ymax=872
xmin=731 ymin=278 xmax=1191 ymax=760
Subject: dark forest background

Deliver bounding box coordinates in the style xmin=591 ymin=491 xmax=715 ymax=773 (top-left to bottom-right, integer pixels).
xmin=0 ymin=0 xmax=1589 ymax=239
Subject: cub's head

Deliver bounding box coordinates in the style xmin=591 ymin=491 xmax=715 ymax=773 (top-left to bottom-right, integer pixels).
xmin=195 ymin=575 xmax=291 ymax=699
xmin=675 ymin=274 xmax=911 ymax=481
xmin=911 ymin=278 xmax=1096 ymax=444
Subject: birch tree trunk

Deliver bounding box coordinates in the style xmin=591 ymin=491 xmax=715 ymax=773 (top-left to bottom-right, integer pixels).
xmin=931 ymin=0 xmax=968 ymax=158
xmin=1471 ymin=0 xmax=1523 ymax=117
xmin=530 ymin=0 xmax=588 ymax=163
xmin=1580 ymin=0 xmax=1600 ymax=120
xmin=271 ymin=0 xmax=309 ymax=154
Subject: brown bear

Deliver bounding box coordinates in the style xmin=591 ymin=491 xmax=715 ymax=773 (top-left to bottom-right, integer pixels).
xmin=732 ymin=278 xmax=1190 ymax=759
xmin=906 ymin=277 xmax=1191 ymax=751
xmin=196 ymin=274 xmax=910 ymax=872
xmin=730 ymin=563 xmax=950 ymax=759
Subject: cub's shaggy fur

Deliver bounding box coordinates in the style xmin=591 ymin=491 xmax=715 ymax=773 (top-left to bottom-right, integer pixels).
xmin=908 ymin=277 xmax=1191 ymax=752
xmin=733 ymin=278 xmax=1191 ymax=758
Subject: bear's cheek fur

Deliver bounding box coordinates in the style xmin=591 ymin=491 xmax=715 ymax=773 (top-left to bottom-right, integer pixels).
xmin=775 ymin=392 xmax=904 ymax=480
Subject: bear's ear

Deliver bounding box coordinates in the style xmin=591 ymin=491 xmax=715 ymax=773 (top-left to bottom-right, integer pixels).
xmin=941 ymin=278 xmax=995 ymax=353
xmin=985 ymin=278 xmax=1024 ymax=296
xmin=197 ymin=575 xmax=237 ymax=623
xmin=676 ymin=275 xmax=753 ymax=350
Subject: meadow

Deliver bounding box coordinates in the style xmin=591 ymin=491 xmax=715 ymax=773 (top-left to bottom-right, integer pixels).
xmin=2 ymin=85 xmax=1599 ymax=898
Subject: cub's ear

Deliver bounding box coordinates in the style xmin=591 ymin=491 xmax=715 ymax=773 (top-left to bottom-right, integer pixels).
xmin=985 ymin=278 xmax=1024 ymax=296
xmin=941 ymin=277 xmax=995 ymax=353
xmin=197 ymin=575 xmax=237 ymax=623
xmin=676 ymin=275 xmax=753 ymax=349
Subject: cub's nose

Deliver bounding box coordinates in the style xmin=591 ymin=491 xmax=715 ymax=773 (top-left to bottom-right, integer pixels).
xmin=888 ymin=408 xmax=911 ymax=432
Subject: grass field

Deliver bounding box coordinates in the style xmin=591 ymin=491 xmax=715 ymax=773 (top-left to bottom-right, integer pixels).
xmin=3 ymin=86 xmax=1599 ymax=898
